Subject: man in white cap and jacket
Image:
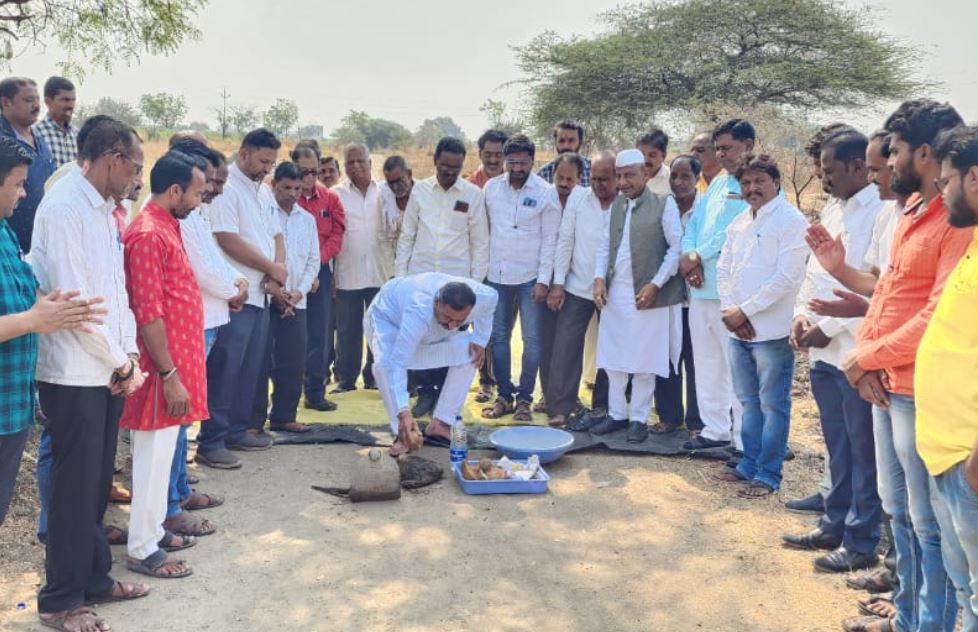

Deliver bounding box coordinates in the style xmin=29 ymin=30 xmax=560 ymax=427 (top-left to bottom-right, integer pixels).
xmin=590 ymin=149 xmax=685 ymax=443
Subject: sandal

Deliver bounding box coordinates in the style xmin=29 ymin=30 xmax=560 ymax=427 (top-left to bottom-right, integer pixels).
xmin=163 ymin=511 xmax=217 ymax=537
xmin=104 ymin=524 xmax=127 ymax=546
xmin=481 ymin=397 xmax=514 ymax=419
xmin=158 ymin=530 xmax=196 ymax=552
xmin=268 ymin=422 xmax=311 ymax=433
xmin=858 ymin=596 xmax=897 ymax=619
xmin=85 ymin=580 xmax=150 ymax=605
xmin=474 ymin=384 xmax=493 ymax=403
xmin=712 ymin=469 xmax=745 ymax=483
xmin=738 ymin=481 xmax=775 ymax=499
xmin=127 ymin=550 xmax=193 ymax=579
xmin=39 ymin=606 xmax=110 ymax=632
xmin=186 ymin=473 xmax=200 ymax=485
xmin=513 ymin=401 xmax=533 ymax=423
xmin=649 ymin=422 xmax=680 ymax=435
xmin=846 ymin=572 xmax=894 ymax=594
xmin=181 ymin=490 xmax=224 ymax=511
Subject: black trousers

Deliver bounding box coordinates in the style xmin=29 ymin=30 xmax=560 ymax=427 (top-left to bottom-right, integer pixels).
xmin=303 ymin=264 xmax=333 ymax=403
xmin=254 ymin=308 xmax=308 ymax=425
xmin=334 ymin=287 xmax=378 ymax=389
xmin=546 ymin=293 xmax=608 ymax=416
xmin=538 ymin=303 xmax=559 ymax=403
xmin=654 ymin=306 xmax=702 ymax=430
xmin=37 ymin=383 xmax=122 ymax=613
xmin=0 ymin=426 xmax=30 ymax=525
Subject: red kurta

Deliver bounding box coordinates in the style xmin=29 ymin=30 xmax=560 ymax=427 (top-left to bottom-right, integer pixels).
xmin=298 ymin=183 xmax=347 ymax=263
xmin=121 ymin=201 xmax=209 ymax=430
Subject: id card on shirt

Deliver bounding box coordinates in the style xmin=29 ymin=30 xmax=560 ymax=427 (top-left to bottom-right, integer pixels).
xmin=522 ymin=197 xmax=537 ymax=208
xmin=453 ymin=200 xmax=469 ymax=213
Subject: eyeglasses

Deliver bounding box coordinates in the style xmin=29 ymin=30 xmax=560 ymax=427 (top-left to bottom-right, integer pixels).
xmin=935 ymin=172 xmax=961 ymax=193
xmin=103 ymin=149 xmax=143 ymax=175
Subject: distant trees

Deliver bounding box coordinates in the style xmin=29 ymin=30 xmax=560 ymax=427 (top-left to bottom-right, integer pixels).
xmin=516 ymin=0 xmax=927 ymax=145
xmin=263 ymin=99 xmax=300 ymax=138
xmin=330 ymin=110 xmax=412 ymax=150
xmin=413 ymin=116 xmax=466 ymax=146
xmin=75 ymin=97 xmax=142 ymax=128
xmin=139 ymin=93 xmax=188 ymax=136
xmin=230 ymin=106 xmax=259 ymax=135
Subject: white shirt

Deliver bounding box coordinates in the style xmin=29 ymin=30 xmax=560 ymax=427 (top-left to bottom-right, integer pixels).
xmin=208 ymin=163 xmax=281 ymax=308
xmin=180 ymin=207 xmax=244 ymax=330
xmin=484 ymin=172 xmax=561 ymax=285
xmin=553 ymin=188 xmax=611 ymax=300
xmin=332 ymin=180 xmax=395 ymax=290
xmin=717 ymin=195 xmax=809 ymax=342
xmin=795 ymin=184 xmax=882 ymax=367
xmin=273 ymin=202 xmax=321 ymax=309
xmin=367 ymin=272 xmax=499 ymax=413
xmin=594 ymin=196 xmax=683 ymax=289
xmin=395 ymin=176 xmax=489 ymax=281
xmin=865 ymin=199 xmax=903 ymax=275
xmin=32 ymin=171 xmax=138 ymax=386
xmin=647 ymin=164 xmax=672 ymax=196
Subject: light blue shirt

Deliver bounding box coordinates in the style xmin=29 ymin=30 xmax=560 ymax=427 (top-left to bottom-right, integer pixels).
xmin=679 ymin=172 xmax=748 ymax=300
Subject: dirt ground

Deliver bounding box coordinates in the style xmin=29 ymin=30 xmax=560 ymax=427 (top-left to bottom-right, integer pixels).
xmin=0 ymin=367 xmax=870 ymax=632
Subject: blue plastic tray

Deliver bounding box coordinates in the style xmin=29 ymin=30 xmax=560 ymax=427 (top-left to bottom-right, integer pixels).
xmin=452 ymin=459 xmax=550 ymax=495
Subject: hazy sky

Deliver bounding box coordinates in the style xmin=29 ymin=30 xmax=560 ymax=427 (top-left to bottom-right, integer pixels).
xmin=10 ymin=0 xmax=978 ymax=140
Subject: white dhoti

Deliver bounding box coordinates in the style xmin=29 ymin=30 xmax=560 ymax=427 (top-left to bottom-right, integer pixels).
xmin=366 ymin=311 xmax=476 ymax=433
xmin=582 ymin=313 xmax=599 ymax=384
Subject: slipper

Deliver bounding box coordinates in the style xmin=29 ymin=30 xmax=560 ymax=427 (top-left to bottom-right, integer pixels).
xmin=181 ymin=490 xmax=224 ymax=511
xmin=648 ymin=422 xmax=680 ymax=435
xmin=158 ymin=530 xmax=196 ymax=552
xmin=39 ymin=606 xmax=109 ymax=632
xmin=738 ymin=481 xmax=775 ymax=499
xmin=104 ymin=524 xmax=128 ymax=546
xmin=268 ymin=422 xmax=312 ymax=433
xmin=163 ymin=511 xmax=217 ymax=537
xmin=127 ymin=550 xmax=193 ymax=579
xmin=858 ymin=596 xmax=897 ymax=618
xmin=422 ymin=432 xmax=451 ymax=448
xmin=85 ymin=580 xmax=150 ymax=605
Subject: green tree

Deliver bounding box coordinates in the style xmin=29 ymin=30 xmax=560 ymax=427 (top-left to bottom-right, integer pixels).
xmin=0 ymin=1 xmax=207 ymax=78
xmin=75 ymin=96 xmax=141 ymax=128
xmin=516 ymin=0 xmax=927 ymax=146
xmin=479 ymin=99 xmax=525 ymax=138
xmin=330 ymin=110 xmax=412 ymax=150
xmin=139 ymin=93 xmax=188 ymax=136
xmin=263 ymin=98 xmax=300 ymax=138
xmin=230 ymin=105 xmax=259 ymax=135
xmin=413 ymin=116 xmax=466 ymax=146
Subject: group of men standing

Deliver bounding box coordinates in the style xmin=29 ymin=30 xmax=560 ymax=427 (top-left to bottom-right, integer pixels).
xmin=1 ymin=70 xmax=978 ymax=632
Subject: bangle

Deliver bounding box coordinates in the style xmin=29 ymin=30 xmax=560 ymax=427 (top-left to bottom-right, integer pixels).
xmin=161 ymin=367 xmax=178 ymax=381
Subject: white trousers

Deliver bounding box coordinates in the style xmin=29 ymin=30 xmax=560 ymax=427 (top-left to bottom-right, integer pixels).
xmin=688 ymin=297 xmax=743 ymax=449
xmin=582 ymin=313 xmax=599 ymax=383
xmin=128 ymin=424 xmax=179 ymax=560
xmin=375 ymin=362 xmax=477 ymax=433
xmin=607 ymin=370 xmax=656 ymax=424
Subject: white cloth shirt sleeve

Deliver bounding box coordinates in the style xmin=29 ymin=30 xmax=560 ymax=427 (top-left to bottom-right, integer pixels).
xmin=381 ymin=305 xmax=432 ymax=412
xmin=650 ymin=197 xmax=682 ymax=288
xmin=297 ymin=224 xmax=320 ymax=297
xmin=739 ymin=216 xmax=810 ymax=318
xmin=552 ymin=198 xmax=578 ymax=286
xmin=536 ymin=188 xmax=562 ymax=283
xmin=394 ymin=192 xmax=420 ymax=277
xmin=183 ymin=215 xmax=240 ymax=301
xmin=468 ymin=191 xmax=489 ymax=281
xmin=594 ymin=210 xmax=612 ymax=282
xmin=716 ymin=228 xmax=735 ymax=311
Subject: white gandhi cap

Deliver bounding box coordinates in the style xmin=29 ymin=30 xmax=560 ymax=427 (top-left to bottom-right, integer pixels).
xmin=615 ymin=149 xmax=645 ymax=168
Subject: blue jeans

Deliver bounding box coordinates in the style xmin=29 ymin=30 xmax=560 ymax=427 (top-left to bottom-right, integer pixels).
xmin=931 ymin=462 xmax=978 ymax=631
xmin=729 ymin=337 xmax=793 ymax=491
xmin=874 ymin=394 xmax=957 ymax=632
xmin=811 ymin=361 xmax=881 ymax=554
xmin=487 ymin=280 xmax=542 ymax=403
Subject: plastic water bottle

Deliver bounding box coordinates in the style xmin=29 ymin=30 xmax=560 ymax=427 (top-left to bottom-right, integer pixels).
xmin=450 ymin=415 xmax=468 ymax=464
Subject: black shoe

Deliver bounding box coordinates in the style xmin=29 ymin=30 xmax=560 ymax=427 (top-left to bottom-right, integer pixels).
xmin=782 ymin=528 xmax=843 ymax=551
xmin=626 ymin=421 xmax=649 ymax=443
xmin=363 ymin=380 xmax=378 ymax=390
xmin=304 ymin=397 xmax=338 ymax=412
xmin=590 ymin=417 xmax=628 ymax=435
xmin=682 ymin=435 xmax=730 ymax=451
xmin=330 ymin=384 xmax=356 ymax=394
xmin=814 ymin=547 xmax=879 ymax=573
xmin=785 ymin=446 xmax=795 ymax=461
xmin=411 ymin=391 xmax=437 ymax=418
xmin=566 ymin=410 xmax=605 ymax=432
xmin=785 ymin=492 xmax=825 ymax=514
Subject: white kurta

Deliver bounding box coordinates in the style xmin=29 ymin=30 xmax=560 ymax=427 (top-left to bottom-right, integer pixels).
xmin=596 ymin=207 xmax=681 ymax=376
